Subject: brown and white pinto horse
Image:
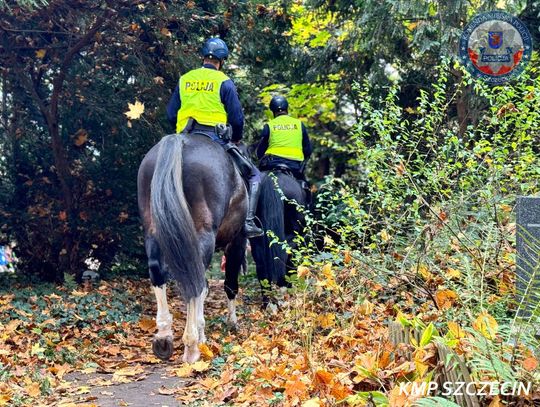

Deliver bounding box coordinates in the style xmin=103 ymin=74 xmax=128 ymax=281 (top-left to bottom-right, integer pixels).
xmin=137 ymin=133 xmax=247 ymax=363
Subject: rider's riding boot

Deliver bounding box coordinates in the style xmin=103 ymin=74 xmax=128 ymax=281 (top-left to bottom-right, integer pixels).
xmin=223 ymin=143 xmax=264 ymax=238
xmin=245 ymin=181 xmax=263 ymax=238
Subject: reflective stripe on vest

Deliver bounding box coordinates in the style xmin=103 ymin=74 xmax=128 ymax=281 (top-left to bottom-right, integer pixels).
xmin=176 ymin=67 xmax=228 ymax=133
xmin=266 ymin=115 xmax=304 ymax=161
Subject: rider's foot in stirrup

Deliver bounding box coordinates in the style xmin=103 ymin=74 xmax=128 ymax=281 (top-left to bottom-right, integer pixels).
xmin=245 ymin=219 xmax=263 ymax=238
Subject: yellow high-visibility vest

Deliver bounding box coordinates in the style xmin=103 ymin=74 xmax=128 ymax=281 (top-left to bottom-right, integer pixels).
xmin=266 ymin=115 xmax=304 ymax=161
xmin=176 ymin=67 xmax=228 ymax=133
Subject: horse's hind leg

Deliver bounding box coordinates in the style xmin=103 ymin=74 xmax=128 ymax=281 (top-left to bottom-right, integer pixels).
xmin=182 ymin=283 xmax=207 ymax=363
xmin=196 ymin=284 xmax=208 ymax=343
xmin=197 ymin=230 xmax=214 ymax=344
xmin=146 ymin=235 xmax=174 ymax=361
xmin=182 ymin=229 xmax=213 ymax=363
xmin=224 ymin=234 xmax=247 ymax=327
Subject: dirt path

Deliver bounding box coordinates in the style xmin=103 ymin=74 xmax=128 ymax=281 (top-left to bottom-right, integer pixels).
xmin=59 ymin=277 xmax=238 ymax=407
xmin=66 ymin=365 xmax=184 ymax=406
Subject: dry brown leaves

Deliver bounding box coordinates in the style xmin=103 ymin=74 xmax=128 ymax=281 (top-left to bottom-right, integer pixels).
xmin=2 ymin=251 xmax=535 ymax=406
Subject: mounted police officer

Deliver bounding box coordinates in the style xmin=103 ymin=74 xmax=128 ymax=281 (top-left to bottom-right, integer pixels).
xmin=166 ymin=38 xmax=263 ymax=238
xmin=256 ymin=95 xmax=312 ymax=180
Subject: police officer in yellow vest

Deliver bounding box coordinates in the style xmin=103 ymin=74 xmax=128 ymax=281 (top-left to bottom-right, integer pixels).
xmin=167 ymin=38 xmax=263 ymax=238
xmin=256 ymin=96 xmax=312 ymax=179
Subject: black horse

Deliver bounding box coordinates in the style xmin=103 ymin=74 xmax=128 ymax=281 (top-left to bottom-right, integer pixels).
xmin=250 ymin=170 xmax=308 ymax=296
xmin=137 ymin=134 xmax=248 ymax=363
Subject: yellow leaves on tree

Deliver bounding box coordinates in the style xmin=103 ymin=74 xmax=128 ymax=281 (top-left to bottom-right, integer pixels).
xmin=472 ymin=311 xmax=498 ymax=340
xmin=124 ymin=100 xmax=145 ymax=120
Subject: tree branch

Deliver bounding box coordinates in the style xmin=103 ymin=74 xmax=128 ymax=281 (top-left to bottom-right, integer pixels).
xmin=50 ymin=11 xmax=112 ymax=119
xmin=15 ymin=64 xmax=51 ymax=126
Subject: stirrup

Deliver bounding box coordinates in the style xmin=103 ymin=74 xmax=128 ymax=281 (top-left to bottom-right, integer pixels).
xmin=245 ymin=219 xmax=263 ymax=238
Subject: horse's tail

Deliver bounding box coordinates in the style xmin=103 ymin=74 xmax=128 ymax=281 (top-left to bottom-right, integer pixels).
xmin=150 ymin=134 xmax=205 ymax=299
xmin=259 ymin=174 xmax=287 ymax=285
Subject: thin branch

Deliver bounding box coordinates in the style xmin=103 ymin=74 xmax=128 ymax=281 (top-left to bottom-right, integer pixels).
xmin=0 ymin=25 xmax=76 ymax=36
xmin=405 ymin=171 xmax=485 ymax=270
xmin=15 ymin=65 xmax=51 ymax=125
xmin=50 ymin=11 xmax=112 ymax=120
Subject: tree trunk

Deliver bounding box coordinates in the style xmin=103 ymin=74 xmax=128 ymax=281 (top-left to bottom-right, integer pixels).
xmin=15 ymin=14 xmax=110 ymax=281
xmin=456 ymin=84 xmax=471 ymax=136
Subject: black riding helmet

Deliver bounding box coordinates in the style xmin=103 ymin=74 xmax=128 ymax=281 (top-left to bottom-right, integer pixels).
xmin=269 ymin=95 xmax=288 ymax=114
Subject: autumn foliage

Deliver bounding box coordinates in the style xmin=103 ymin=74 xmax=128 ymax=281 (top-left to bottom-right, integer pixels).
xmin=1 ymin=1 xmax=540 ymax=406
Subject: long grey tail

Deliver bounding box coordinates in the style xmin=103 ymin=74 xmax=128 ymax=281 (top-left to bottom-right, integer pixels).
xmin=150 ymin=135 xmax=205 ymax=299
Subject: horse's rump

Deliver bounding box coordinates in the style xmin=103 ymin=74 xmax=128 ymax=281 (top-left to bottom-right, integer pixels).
xmin=140 ymin=134 xmax=246 ymax=299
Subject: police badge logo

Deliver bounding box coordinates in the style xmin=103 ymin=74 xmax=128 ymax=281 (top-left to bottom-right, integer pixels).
xmin=459 ymin=11 xmax=532 ymax=83
xmin=488 ymin=31 xmax=503 ymax=49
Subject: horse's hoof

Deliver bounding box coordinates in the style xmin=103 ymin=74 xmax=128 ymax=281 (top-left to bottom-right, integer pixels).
xmin=266 ymin=302 xmax=278 ymax=315
xmin=152 ymin=335 xmax=174 ymax=360
xmin=226 ymin=314 xmax=238 ymax=330
xmin=182 ymin=345 xmax=200 ymax=364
